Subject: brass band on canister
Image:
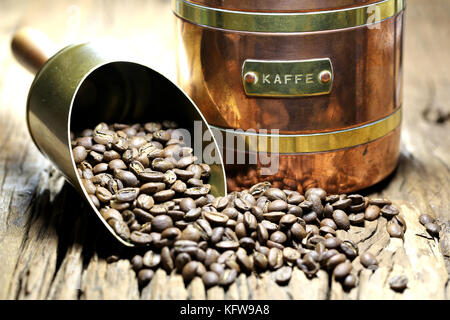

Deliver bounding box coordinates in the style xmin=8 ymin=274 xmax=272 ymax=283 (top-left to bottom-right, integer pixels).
xmin=212 ymin=108 xmax=401 ymax=154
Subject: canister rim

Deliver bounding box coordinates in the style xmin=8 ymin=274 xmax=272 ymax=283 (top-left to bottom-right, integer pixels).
xmin=185 ymin=0 xmax=386 ymax=13
xmin=172 ymin=0 xmax=406 ymax=33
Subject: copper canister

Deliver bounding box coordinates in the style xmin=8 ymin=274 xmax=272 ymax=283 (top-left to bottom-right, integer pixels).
xmin=173 ymin=0 xmax=405 ymax=193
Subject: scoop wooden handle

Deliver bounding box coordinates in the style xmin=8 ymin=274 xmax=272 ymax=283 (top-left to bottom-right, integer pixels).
xmin=11 ymin=28 xmax=57 ymax=74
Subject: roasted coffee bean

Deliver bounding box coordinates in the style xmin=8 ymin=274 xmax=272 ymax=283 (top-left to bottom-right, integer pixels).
xmin=243 ymin=211 xmax=257 ymax=230
xmin=326 ymin=253 xmax=346 ymax=271
xmin=193 ymin=219 xmax=212 ymax=240
xmin=109 ymin=159 xmax=127 ymax=171
xmin=332 ymin=198 xmax=352 ymax=210
xmin=322 ymin=203 xmax=333 ymax=219
xmin=107 ymin=178 xmax=123 ymax=195
xmin=81 ymin=179 xmax=97 ymax=194
xmin=369 ymin=198 xmax=391 ymax=206
xmin=217 ymin=250 xmax=235 ymax=265
xmin=275 ymin=266 xmax=292 ymax=285
xmin=161 ymin=227 xmax=181 ymax=240
xmin=202 ymin=271 xmax=219 ymax=288
xmin=96 ymin=186 xmax=113 ymax=203
xmin=343 ymin=274 xmax=357 ymax=289
xmin=219 ymin=269 xmax=238 ymax=286
xmin=302 ymin=211 xmax=318 ymax=224
xmin=139 ymin=222 xmax=152 ymax=233
xmin=185 ymin=186 xmax=210 ymax=197
xmin=182 ymin=261 xmax=201 ymax=282
xmin=340 ymin=240 xmax=358 ymax=260
xmin=287 ymin=193 xmax=304 ymax=205
xmin=266 ymin=240 xmax=284 ymax=250
xmin=73 ymin=146 xmax=88 ymax=163
xmin=319 ymin=226 xmax=336 ymax=236
xmin=425 ymin=222 xmax=441 ymax=237
xmin=381 ymin=204 xmax=399 ymax=219
xmin=114 ymin=169 xmax=139 ymax=187
xmin=320 ymin=218 xmax=337 ymax=230
xmin=279 ymin=214 xmax=297 ymax=228
xmin=131 ymin=208 xmax=153 ymax=223
xmin=263 ymin=211 xmax=285 ymax=222
xmin=92 ymin=162 xmax=108 ymax=174
xmin=231 ymin=222 xmax=244 ymax=239
xmin=291 ymin=223 xmax=307 ymax=241
xmin=308 ymin=194 xmax=324 ymax=217
xmin=364 ymin=205 xmax=380 ymax=221
xmin=333 ymin=261 xmax=352 ymax=279
xmin=305 ymin=188 xmax=327 ymax=200
xmin=419 ymin=214 xmax=434 ymax=225
xmin=324 ymin=237 xmax=342 ymax=250
xmin=298 ymin=200 xmax=312 ymax=212
xmin=349 ymin=213 xmax=365 ymax=225
xmin=116 ymin=188 xmax=139 ymax=202
xmin=360 ymin=252 xmax=378 ymax=269
xmin=209 ymin=263 xmax=224 ymax=277
xmin=151 ymin=215 xmax=173 ymax=232
xmin=283 ymin=247 xmax=301 ymax=263
xmin=268 ymin=247 xmax=284 ymax=270
xmin=136 ymin=194 xmax=154 ymax=211
xmin=389 ymin=275 xmax=408 ymax=292
xmin=236 ymin=248 xmax=253 ymax=273
xmin=153 ymin=189 xmax=175 ymax=202
xmin=143 ymin=251 xmax=161 ymax=268
xmin=270 ymin=231 xmax=287 ymax=244
xmin=130 ymin=231 xmax=152 ymax=245
xmin=268 ymin=199 xmax=288 ymax=212
xmin=175 ymin=253 xmax=191 ymax=272
xmin=319 ymin=249 xmax=339 ymax=267
xmin=177 ymin=155 xmax=196 ymax=168
xmin=204 ymin=211 xmax=229 ymax=226
xmin=265 ymin=188 xmax=286 ymax=201
xmin=222 ymin=207 xmax=239 ymax=220
xmin=139 ymin=182 xmax=165 ymax=195
xmin=137 ymin=269 xmax=154 ymax=287
xmin=332 ymin=210 xmax=350 ymax=230
xmin=139 ymin=170 xmax=165 ymax=183
xmin=387 ymin=220 xmax=403 ymax=238
xmin=131 ymin=255 xmax=143 ymax=271
xmin=305 ymin=224 xmax=320 ymax=236
xmin=187 ymin=178 xmax=203 ymax=187
xmin=216 ymin=240 xmax=239 ymax=251
xmin=161 ymin=247 xmax=174 ymax=272
xmin=393 ymin=215 xmax=407 ymax=233
xmin=129 ymin=221 xmax=142 ymax=232
xmin=179 ymin=224 xmax=200 ymax=242
xmin=253 ymin=252 xmax=268 ymax=270
xmin=101 ymin=208 xmax=122 ymax=222
xmin=122 ymin=210 xmax=135 ymax=224
xmin=110 ymin=219 xmax=130 ymax=240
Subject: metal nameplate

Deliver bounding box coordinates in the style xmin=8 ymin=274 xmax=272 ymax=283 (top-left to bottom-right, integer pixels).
xmin=242 ymin=59 xmax=333 ymax=98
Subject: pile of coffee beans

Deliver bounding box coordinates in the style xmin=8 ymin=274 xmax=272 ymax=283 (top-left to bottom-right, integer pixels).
xmin=71 ymin=121 xmax=213 ymax=245
xmin=72 ymin=121 xmax=405 ymax=290
xmin=419 ymin=214 xmax=441 ymax=238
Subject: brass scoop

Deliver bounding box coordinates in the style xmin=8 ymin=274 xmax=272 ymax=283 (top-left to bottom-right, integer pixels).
xmin=11 ymin=28 xmax=227 ymax=247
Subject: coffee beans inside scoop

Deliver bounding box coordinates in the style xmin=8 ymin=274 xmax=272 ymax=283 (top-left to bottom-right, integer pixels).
xmin=73 ymin=124 xmax=402 ymax=289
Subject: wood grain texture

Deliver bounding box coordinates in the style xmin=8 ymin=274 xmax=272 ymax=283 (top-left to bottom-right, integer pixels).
xmin=0 ymin=0 xmax=448 ymax=300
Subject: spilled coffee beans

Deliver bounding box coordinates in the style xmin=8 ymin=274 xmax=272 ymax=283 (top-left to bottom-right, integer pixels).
xmin=74 ymin=122 xmax=404 ymax=290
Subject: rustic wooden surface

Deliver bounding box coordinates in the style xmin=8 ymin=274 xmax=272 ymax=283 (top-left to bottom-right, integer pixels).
xmin=0 ymin=0 xmax=449 ymax=300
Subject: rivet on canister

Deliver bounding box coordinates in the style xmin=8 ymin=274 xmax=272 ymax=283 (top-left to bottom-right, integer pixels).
xmin=244 ymin=72 xmax=258 ymax=85
xmin=319 ymin=70 xmax=332 ymax=84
